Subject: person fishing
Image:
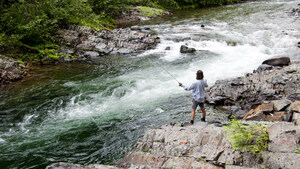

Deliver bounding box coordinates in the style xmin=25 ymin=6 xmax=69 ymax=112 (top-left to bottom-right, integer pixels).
xmin=179 ymin=70 xmax=208 ymax=125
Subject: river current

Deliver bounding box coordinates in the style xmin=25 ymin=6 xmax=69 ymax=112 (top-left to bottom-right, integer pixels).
xmin=0 ymin=0 xmax=299 ymax=168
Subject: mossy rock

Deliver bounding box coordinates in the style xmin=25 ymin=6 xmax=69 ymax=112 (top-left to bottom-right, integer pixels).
xmin=136 ymin=6 xmax=164 ymax=18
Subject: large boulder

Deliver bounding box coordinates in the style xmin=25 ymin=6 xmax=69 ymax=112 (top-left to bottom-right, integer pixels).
xmin=268 ymin=122 xmax=300 ymax=153
xmin=262 ymin=56 xmax=290 ymax=67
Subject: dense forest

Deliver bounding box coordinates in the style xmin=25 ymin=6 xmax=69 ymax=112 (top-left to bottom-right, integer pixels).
xmin=0 ymin=0 xmax=241 ymax=60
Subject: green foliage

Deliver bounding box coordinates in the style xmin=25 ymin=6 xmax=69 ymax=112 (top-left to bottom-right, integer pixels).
xmin=137 ymin=6 xmax=164 ymax=17
xmin=17 ymin=60 xmax=25 ymax=65
xmin=47 ymin=54 xmax=60 ymax=60
xmin=295 ymin=147 xmax=300 ymax=154
xmin=0 ymin=0 xmax=109 ymax=56
xmin=0 ymin=0 xmax=241 ymax=61
xmin=223 ymin=117 xmax=269 ymax=157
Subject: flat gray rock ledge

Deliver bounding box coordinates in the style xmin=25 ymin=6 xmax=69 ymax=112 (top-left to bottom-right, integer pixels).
xmin=47 ymin=122 xmax=300 ymax=169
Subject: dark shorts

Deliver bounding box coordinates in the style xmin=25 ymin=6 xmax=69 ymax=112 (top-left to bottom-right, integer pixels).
xmin=192 ymin=100 xmax=204 ymax=109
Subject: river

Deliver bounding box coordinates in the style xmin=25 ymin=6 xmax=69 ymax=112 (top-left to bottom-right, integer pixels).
xmin=0 ymin=0 xmax=299 ymax=168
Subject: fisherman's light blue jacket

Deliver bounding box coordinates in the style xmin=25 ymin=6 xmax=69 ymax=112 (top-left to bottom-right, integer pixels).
xmin=181 ymin=79 xmax=208 ymax=103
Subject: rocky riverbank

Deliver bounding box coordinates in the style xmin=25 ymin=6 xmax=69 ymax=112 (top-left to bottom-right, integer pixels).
xmin=0 ymin=25 xmax=160 ymax=85
xmin=206 ymin=58 xmax=300 ymax=111
xmin=58 ymin=25 xmax=160 ymax=62
xmin=47 ymin=121 xmax=300 ymax=169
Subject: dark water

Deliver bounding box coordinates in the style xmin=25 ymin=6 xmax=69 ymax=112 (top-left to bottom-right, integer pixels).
xmin=0 ymin=0 xmax=299 ymax=168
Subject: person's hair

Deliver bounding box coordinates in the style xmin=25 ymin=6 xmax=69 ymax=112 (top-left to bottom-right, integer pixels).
xmin=196 ymin=70 xmax=204 ymax=80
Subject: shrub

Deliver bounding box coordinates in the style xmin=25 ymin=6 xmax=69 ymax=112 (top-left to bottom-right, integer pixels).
xmin=223 ymin=117 xmax=269 ymax=157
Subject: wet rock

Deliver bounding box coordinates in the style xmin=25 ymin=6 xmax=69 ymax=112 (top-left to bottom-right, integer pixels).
xmin=262 ymin=55 xmax=290 ymax=67
xmin=268 ymin=122 xmax=300 ymax=153
xmin=254 ymin=64 xmax=275 ymax=73
xmin=180 ymin=45 xmax=196 ymax=53
xmin=165 ymin=46 xmax=171 ymax=50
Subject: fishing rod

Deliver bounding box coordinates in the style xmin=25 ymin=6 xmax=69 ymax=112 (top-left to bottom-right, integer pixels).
xmin=148 ymin=58 xmax=180 ymax=83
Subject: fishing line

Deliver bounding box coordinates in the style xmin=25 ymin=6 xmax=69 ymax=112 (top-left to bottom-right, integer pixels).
xmin=90 ymin=116 xmax=102 ymax=131
xmin=148 ymin=58 xmax=179 ymax=83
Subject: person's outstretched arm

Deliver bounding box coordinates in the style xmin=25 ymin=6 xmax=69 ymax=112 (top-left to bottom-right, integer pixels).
xmin=179 ymin=82 xmax=195 ymax=91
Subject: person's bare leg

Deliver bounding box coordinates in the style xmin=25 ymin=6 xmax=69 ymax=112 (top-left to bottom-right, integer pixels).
xmin=201 ymin=107 xmax=206 ymax=120
xmin=190 ymin=108 xmax=196 ymax=123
